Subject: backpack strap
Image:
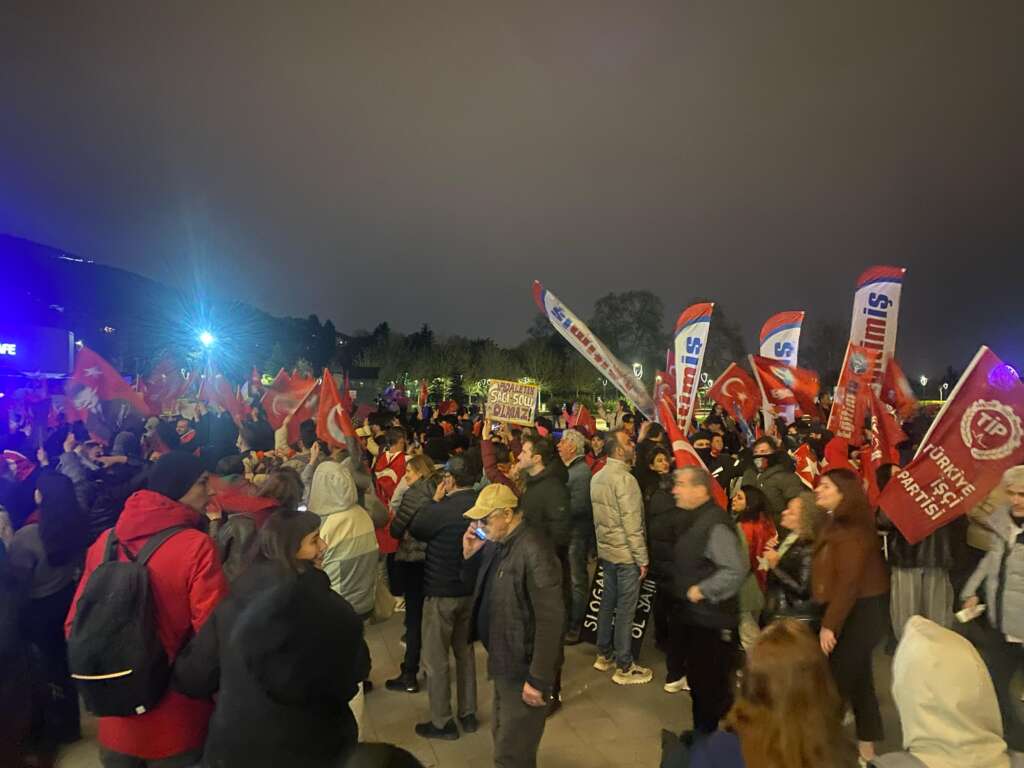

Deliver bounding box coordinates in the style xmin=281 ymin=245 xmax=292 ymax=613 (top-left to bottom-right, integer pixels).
xmin=103 ymin=530 xmax=121 ymax=562
xmin=131 ymin=526 xmax=190 ymax=566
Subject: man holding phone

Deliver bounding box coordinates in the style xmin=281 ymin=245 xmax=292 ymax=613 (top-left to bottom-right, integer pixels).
xmin=462 ymin=484 xmax=564 ymax=768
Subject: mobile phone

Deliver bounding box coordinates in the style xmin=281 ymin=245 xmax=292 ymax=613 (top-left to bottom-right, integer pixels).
xmin=473 ymin=526 xmax=488 ymax=541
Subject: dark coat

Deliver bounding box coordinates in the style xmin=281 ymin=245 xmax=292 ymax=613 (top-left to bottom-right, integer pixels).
xmin=740 ymin=462 xmax=805 ymax=520
xmin=763 ymin=538 xmax=822 ymax=626
xmin=409 ymin=488 xmax=478 ymax=597
xmin=466 ymin=523 xmax=564 ymax=692
xmin=565 ymin=456 xmax=593 ymax=523
xmin=200 ymin=571 xmax=369 ymax=768
xmin=389 ymin=474 xmax=437 ymax=563
xmin=645 ymin=478 xmax=685 ymax=588
xmin=87 ymin=460 xmax=148 ymax=544
xmin=519 ymin=464 xmax=570 ymax=548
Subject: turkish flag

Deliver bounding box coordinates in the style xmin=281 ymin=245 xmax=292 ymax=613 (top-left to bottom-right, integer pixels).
xmin=657 ymin=395 xmax=728 ymax=509
xmin=879 ymin=347 xmax=1024 ymax=544
xmin=142 ymin=356 xmax=187 ymax=415
xmin=654 ymin=370 xmax=676 ymax=414
xmin=791 ymin=443 xmax=820 ymax=490
xmin=708 ymin=363 xmax=760 ymax=423
xmin=203 ymin=372 xmax=251 ymax=425
xmin=827 ymin=343 xmax=880 ymax=447
xmin=882 ymin=358 xmax=919 ymax=420
xmin=750 ymin=356 xmax=820 ymax=416
xmin=317 ymin=369 xmax=356 ymax=448
xmin=262 ymin=372 xmax=317 ymax=431
xmin=571 ymin=404 xmax=597 ymax=438
xmin=64 ymin=347 xmax=152 ymax=440
xmin=822 ymin=436 xmax=855 ymax=472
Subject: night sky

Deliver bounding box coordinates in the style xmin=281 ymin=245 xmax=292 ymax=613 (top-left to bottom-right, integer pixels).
xmin=2 ymin=2 xmax=1022 ymax=377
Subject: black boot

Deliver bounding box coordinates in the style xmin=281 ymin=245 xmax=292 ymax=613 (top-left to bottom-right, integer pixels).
xmin=385 ymin=671 xmax=420 ymax=693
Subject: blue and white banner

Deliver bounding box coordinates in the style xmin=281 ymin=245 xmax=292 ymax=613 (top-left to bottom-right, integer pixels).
xmin=759 ymin=311 xmax=805 ymax=366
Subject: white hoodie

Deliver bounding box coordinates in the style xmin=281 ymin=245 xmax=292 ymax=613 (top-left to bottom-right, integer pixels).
xmin=874 ymin=616 xmax=1019 ymax=768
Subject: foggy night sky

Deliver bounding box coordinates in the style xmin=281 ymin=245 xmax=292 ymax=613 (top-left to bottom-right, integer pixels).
xmin=2 ymin=2 xmax=1022 ymax=376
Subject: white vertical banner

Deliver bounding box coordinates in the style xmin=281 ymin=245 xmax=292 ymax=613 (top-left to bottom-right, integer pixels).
xmin=760 ymin=311 xmax=805 ymax=423
xmin=673 ymin=303 xmax=714 ymax=430
xmin=532 ymin=280 xmax=656 ymax=419
xmin=848 ymin=266 xmax=906 ymax=386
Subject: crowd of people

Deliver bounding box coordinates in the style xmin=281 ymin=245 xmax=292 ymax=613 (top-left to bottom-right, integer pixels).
xmin=0 ymin=388 xmax=1022 ymax=768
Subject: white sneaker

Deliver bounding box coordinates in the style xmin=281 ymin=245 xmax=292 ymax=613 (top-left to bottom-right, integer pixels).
xmin=613 ymin=663 xmax=654 ymax=686
xmin=593 ymin=654 xmax=615 ymax=672
xmin=663 ymin=676 xmax=690 ymax=693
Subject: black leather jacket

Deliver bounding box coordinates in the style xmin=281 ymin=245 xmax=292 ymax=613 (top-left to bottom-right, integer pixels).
xmin=763 ymin=538 xmax=822 ymax=626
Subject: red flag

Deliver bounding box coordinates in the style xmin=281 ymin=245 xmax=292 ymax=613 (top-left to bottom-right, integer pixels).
xmin=823 ymin=436 xmax=855 ymax=472
xmin=317 ymin=369 xmax=356 ymax=448
xmin=708 ymin=363 xmax=760 ymax=423
xmin=340 ymin=371 xmax=354 ymax=413
xmin=417 ymin=379 xmax=429 ymax=412
xmin=571 ymin=404 xmax=597 ymax=438
xmin=657 ymin=395 xmax=728 ymax=509
xmin=827 ymin=343 xmax=880 ymax=447
xmin=750 ymin=356 xmax=820 ymax=416
xmin=879 ymin=347 xmax=1024 ymax=544
xmin=882 ymin=358 xmax=919 ymax=420
xmin=64 ymin=346 xmax=152 ymax=428
xmin=204 ymin=372 xmax=251 ymax=425
xmin=262 ymin=372 xmax=317 ymax=431
xmin=3 ymin=450 xmax=36 ymax=482
xmin=654 ymin=370 xmax=676 ymax=414
xmin=438 ymin=400 xmax=459 ymax=416
xmin=141 ymin=356 xmax=187 ymax=415
xmin=790 ymin=443 xmax=820 ymax=490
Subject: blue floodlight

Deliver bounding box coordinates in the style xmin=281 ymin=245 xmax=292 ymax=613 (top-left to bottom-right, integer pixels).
xmin=199 ymin=331 xmax=216 ymax=348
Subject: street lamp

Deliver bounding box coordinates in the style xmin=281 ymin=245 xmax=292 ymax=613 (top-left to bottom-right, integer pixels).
xmin=199 ymin=331 xmax=216 ymax=348
xmin=919 ymin=375 xmax=928 ymax=389
xmin=941 ymin=382 xmax=949 ymax=400
xmin=632 ymin=362 xmax=643 ymax=379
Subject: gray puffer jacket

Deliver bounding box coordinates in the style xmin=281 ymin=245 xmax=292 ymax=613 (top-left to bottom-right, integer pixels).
xmin=961 ymin=505 xmax=1024 ymax=639
xmin=389 ymin=472 xmax=439 ymax=563
xmin=591 ymin=458 xmax=648 ymax=567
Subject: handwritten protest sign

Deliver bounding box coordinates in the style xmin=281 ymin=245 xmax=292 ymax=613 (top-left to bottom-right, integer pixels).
xmin=485 ymin=379 xmax=538 ymax=426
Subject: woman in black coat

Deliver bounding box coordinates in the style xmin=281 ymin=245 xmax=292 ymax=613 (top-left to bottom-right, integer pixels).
xmin=761 ymin=492 xmax=826 ymax=629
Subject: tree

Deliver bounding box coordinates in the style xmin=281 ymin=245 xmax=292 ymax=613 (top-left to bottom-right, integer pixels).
xmin=516 ymin=338 xmax=565 ymax=396
xmin=802 ymin=319 xmax=847 ymax=390
xmin=263 ymin=342 xmax=291 ymax=376
xmin=589 ymin=290 xmax=667 ymax=389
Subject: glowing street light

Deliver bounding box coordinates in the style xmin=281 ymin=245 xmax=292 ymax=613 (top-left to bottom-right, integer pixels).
xmin=632 ymin=362 xmax=643 ymax=379
xmin=199 ymin=331 xmax=216 ymax=348
xmin=941 ymin=382 xmax=950 ymax=400
xmin=919 ymin=375 xmax=928 ymax=388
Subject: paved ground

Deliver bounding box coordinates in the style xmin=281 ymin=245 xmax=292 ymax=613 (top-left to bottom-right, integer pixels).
xmin=58 ymin=609 xmax=906 ymax=767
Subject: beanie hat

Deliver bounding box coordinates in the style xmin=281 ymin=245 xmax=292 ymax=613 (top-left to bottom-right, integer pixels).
xmin=149 ymin=452 xmax=206 ymax=501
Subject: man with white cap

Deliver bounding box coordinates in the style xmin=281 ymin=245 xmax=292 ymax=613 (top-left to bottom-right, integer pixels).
xmin=462 ymin=483 xmax=564 ymax=768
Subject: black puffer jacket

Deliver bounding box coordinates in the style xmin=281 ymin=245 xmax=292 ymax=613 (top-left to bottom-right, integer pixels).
xmin=644 ymin=476 xmax=685 ymax=588
xmin=763 ymin=538 xmax=822 ymax=627
xmin=520 ymin=464 xmax=570 ymax=548
xmin=199 ymin=570 xmax=368 ymax=768
xmin=390 ymin=473 xmax=438 ymax=563
xmin=409 ymin=488 xmax=478 ymax=597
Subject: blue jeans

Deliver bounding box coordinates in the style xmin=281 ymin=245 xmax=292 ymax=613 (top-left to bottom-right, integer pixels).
xmin=567 ymin=520 xmax=595 ymax=633
xmin=595 ymin=560 xmax=641 ymax=669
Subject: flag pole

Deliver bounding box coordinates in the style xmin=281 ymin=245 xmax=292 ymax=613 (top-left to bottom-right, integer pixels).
xmin=747 ymin=354 xmax=775 ymax=439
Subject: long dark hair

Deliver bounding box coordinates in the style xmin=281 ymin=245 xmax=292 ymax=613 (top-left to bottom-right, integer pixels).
xmin=736 ymin=484 xmax=769 ymax=524
xmin=37 ymin=471 xmax=90 ymax=567
xmin=822 ymin=468 xmax=873 ymax=528
xmin=258 ymin=509 xmax=322 ymax=574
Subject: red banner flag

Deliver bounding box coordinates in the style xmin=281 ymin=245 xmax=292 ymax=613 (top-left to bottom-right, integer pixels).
xmin=882 ymin=358 xmax=919 ymax=420
xmin=657 ymin=395 xmax=728 ymax=509
xmin=417 ymin=379 xmax=429 ymax=412
xmin=791 ymin=443 xmax=820 ymax=490
xmin=750 ymin=356 xmax=820 ymax=416
xmin=569 ymin=404 xmax=597 ymax=438
xmin=827 ymin=343 xmax=881 ymax=447
xmin=317 ymin=369 xmax=356 ymax=448
xmin=260 ymin=373 xmax=314 ymax=431
xmin=142 ymin=356 xmax=188 ymax=415
xmin=340 ymin=371 xmax=354 ymax=413
xmin=204 ymin=372 xmax=251 ymax=425
xmin=64 ymin=347 xmax=153 ymax=434
xmin=879 ymin=347 xmax=1024 ymax=544
xmin=708 ymin=363 xmax=760 ymax=423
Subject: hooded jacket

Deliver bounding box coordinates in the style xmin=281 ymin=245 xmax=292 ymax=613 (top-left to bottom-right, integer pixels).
xmin=308 ymin=462 xmax=378 ymax=616
xmin=591 ymin=459 xmax=648 ymax=567
xmin=873 ymin=616 xmax=1023 ymax=768
xmin=961 ymin=505 xmax=1024 ymax=640
xmin=64 ymin=490 xmax=228 ymax=760
xmin=200 ymin=571 xmax=369 ymax=768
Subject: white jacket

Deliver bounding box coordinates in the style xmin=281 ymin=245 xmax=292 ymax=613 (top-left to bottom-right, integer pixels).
xmin=590 ymin=459 xmax=647 ymax=567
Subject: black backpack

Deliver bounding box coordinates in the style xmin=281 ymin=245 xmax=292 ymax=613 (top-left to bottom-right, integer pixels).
xmin=68 ymin=526 xmax=187 ymax=717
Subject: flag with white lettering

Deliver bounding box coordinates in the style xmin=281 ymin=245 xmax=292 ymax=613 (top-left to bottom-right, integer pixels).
xmin=827 ymin=343 xmax=881 ymax=446
xmin=673 ymin=303 xmax=714 ymax=431
xmin=759 ymin=311 xmax=805 ymax=367
xmin=879 ymin=347 xmax=1024 ymax=544
xmin=848 ymin=265 xmax=906 ymax=387
xmin=532 ymin=281 xmax=655 ymax=419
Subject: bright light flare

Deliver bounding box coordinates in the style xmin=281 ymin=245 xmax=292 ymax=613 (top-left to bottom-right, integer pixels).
xmin=199 ymin=331 xmax=216 ymax=348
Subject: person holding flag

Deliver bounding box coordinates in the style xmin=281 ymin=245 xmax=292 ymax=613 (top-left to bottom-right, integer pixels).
xmin=741 ymin=437 xmax=806 ymax=522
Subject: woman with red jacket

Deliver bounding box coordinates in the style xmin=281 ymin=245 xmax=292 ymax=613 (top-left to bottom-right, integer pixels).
xmin=65 ymin=453 xmax=228 ymax=767
xmin=811 ymin=468 xmax=889 ymax=766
